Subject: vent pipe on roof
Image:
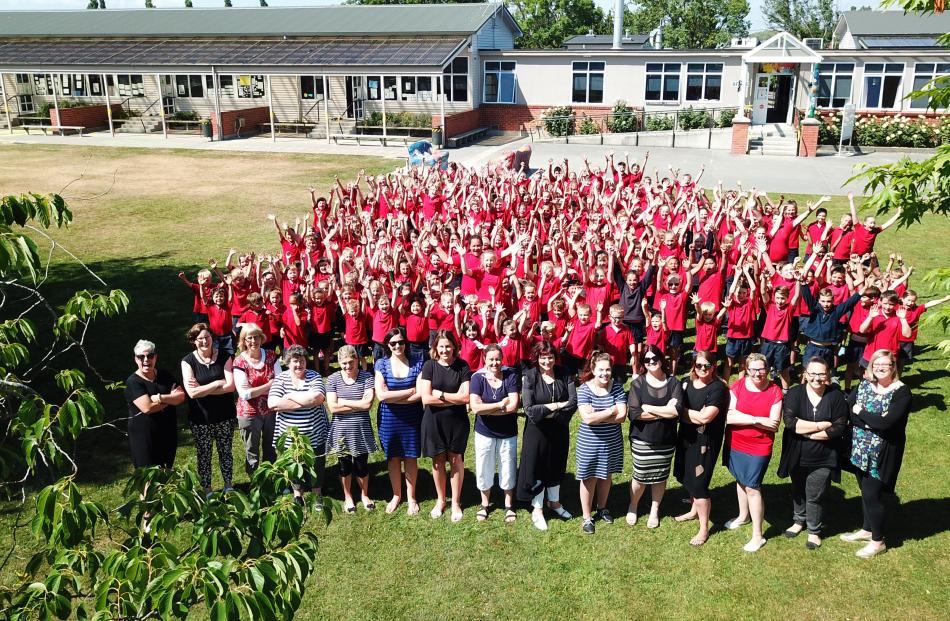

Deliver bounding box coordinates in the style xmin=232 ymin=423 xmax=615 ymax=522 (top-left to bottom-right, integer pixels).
xmin=613 ymin=0 xmax=624 ymax=49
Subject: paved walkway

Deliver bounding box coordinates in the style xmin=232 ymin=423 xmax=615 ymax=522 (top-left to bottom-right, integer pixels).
xmin=0 ymin=129 xmax=929 ymax=195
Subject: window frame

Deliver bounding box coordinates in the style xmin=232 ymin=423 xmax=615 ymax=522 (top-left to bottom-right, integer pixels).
xmin=685 ymin=63 xmax=723 ymax=102
xmin=816 ymin=63 xmax=855 ymax=108
xmin=862 ymin=62 xmax=903 ymax=110
xmin=483 ymin=60 xmax=517 ymax=104
xmin=910 ymin=62 xmax=950 ymax=110
xmin=236 ymin=75 xmax=265 ymax=99
xmin=571 ymin=61 xmax=605 ymax=104
xmin=441 ymin=56 xmax=469 ymax=103
xmin=299 ymin=75 xmax=325 ymax=101
xmin=645 ymin=62 xmax=681 ymax=103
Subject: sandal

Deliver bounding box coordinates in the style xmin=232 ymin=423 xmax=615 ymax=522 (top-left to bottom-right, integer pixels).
xmin=476 ymin=505 xmax=490 ymax=522
xmin=504 ymin=508 xmax=517 ymax=523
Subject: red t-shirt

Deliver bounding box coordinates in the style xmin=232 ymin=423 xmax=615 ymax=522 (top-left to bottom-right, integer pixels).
xmin=188 ymin=282 xmax=210 ymax=313
xmin=831 ymin=228 xmax=854 ymax=260
xmin=863 ymin=314 xmax=903 ymax=359
xmin=600 ymin=323 xmax=634 ymax=365
xmin=403 ymin=313 xmax=430 ymax=344
xmin=309 ymin=301 xmax=334 ymax=334
xmin=848 ymin=303 xmax=872 ymax=337
xmin=656 ymin=290 xmax=688 ymax=331
xmin=280 ymin=307 xmax=309 ymax=347
xmin=727 ymin=297 xmax=756 ymax=339
xmin=899 ymin=304 xmax=926 ymax=343
xmin=727 ymin=379 xmax=783 ymax=457
xmin=645 ymin=324 xmax=667 ymax=352
xmin=237 ymin=308 xmax=270 ymax=337
xmin=761 ymin=302 xmax=794 ymax=342
xmin=565 ymin=321 xmax=597 ymax=359
xmin=696 ymin=268 xmax=725 ymax=310
xmin=369 ymin=307 xmax=400 ymax=343
xmin=850 ymin=223 xmax=879 ymax=256
xmin=499 ymin=333 xmax=528 ymax=366
xmin=343 ymin=310 xmax=369 ymax=345
xmin=207 ymin=304 xmax=233 ymax=336
xmin=428 ymin=306 xmax=455 ymax=332
xmin=695 ymin=316 xmax=721 ymax=352
xmin=458 ymin=336 xmax=483 ymax=371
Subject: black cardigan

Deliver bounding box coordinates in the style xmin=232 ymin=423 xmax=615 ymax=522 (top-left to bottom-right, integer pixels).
xmin=846 ymin=382 xmax=912 ymax=491
xmin=777 ymin=384 xmax=850 ymax=478
xmin=521 ymin=366 xmax=577 ymax=426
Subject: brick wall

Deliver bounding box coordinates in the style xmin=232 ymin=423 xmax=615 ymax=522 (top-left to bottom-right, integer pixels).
xmin=798 ymin=119 xmax=819 ymax=157
xmin=730 ymin=117 xmax=750 ymax=155
xmin=213 ymin=106 xmax=270 ymax=139
xmin=433 ymin=109 xmax=481 ymax=138
xmin=479 ymin=104 xmax=617 ymax=132
xmin=49 ymin=103 xmax=122 ymax=130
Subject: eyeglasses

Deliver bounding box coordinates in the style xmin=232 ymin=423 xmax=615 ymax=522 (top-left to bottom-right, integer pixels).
xmin=135 ymin=353 xmax=156 ymax=361
xmin=244 ymin=335 xmax=262 ymax=342
xmin=388 ymin=340 xmax=406 ymax=347
xmin=643 ymin=357 xmax=660 ymax=365
xmin=694 ymin=363 xmax=714 ymax=370
xmin=806 ymin=372 xmax=828 ymax=379
xmin=872 ymin=364 xmax=893 ymax=370
xmin=747 ymin=367 xmax=768 ymax=375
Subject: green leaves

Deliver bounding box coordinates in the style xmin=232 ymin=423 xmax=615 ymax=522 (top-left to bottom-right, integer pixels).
xmin=0 ymin=193 xmax=71 ymax=280
xmin=55 ymin=289 xmax=130 ymax=339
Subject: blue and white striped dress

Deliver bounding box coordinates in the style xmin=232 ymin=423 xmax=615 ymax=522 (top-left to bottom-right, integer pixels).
xmin=269 ymin=369 xmax=328 ymax=451
xmin=326 ymin=370 xmax=378 ymax=457
xmin=376 ymin=355 xmax=424 ymax=459
xmin=575 ymin=381 xmax=626 ymax=480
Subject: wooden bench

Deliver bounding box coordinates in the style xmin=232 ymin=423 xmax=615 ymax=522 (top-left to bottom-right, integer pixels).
xmin=332 ymin=134 xmax=412 ymax=147
xmin=22 ymin=125 xmax=85 ymax=136
xmin=261 ymin=122 xmax=318 ymax=136
xmin=446 ymin=126 xmax=490 ymax=148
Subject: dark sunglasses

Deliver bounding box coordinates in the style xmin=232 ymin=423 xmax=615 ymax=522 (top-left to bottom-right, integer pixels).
xmin=694 ymin=362 xmax=714 ymax=370
xmin=135 ymin=353 xmax=156 ymax=361
xmin=388 ymin=340 xmax=406 ymax=347
xmin=643 ymin=356 xmax=660 ymax=364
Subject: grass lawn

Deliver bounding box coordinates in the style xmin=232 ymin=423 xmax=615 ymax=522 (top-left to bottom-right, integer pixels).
xmin=1 ymin=144 xmax=948 ymax=620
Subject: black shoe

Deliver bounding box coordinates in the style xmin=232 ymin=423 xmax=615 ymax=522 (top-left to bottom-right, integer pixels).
xmin=596 ymin=508 xmax=614 ymax=524
xmin=582 ymin=518 xmax=595 ymax=534
xmin=784 ymin=524 xmax=805 ymax=538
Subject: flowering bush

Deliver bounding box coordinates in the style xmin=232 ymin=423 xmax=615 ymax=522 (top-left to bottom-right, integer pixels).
xmin=541 ymin=106 xmax=575 ymax=137
xmin=578 ymin=114 xmax=600 ymax=135
xmin=817 ymin=111 xmax=950 ymax=148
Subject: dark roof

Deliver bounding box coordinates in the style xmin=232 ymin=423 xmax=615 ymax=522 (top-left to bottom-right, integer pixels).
xmin=0 ymin=37 xmax=467 ymax=69
xmin=564 ymin=33 xmax=650 ymax=48
xmin=839 ymin=10 xmax=950 ymax=36
xmin=0 ymin=4 xmax=511 ymax=38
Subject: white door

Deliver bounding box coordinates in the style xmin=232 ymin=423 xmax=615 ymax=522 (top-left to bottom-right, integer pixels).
xmin=752 ymin=73 xmax=770 ymax=125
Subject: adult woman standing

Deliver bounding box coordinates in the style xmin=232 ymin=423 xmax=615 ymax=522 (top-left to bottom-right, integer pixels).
xmin=777 ymin=357 xmax=849 ymax=550
xmin=625 ymin=345 xmax=683 ymax=529
xmin=233 ymin=324 xmax=281 ymax=476
xmin=417 ymin=330 xmax=471 ymax=522
xmin=125 ymin=339 xmax=185 ymax=469
xmin=267 ymin=344 xmax=328 ymax=505
xmin=375 ymin=327 xmax=424 ymax=515
xmin=724 ymin=352 xmax=784 ymax=552
xmin=575 ymin=352 xmax=627 ymax=535
xmin=180 ymin=323 xmax=237 ymax=496
xmin=673 ymin=349 xmax=729 ymax=546
xmin=518 ymin=341 xmax=576 ymax=531
xmin=326 ymin=345 xmax=377 ymax=513
xmin=469 ymin=345 xmax=520 ymax=523
xmin=841 ymin=349 xmax=912 ymax=558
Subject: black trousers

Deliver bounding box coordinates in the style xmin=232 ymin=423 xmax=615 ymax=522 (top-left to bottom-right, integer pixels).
xmin=856 ymin=470 xmax=887 ymax=542
xmin=791 ymin=466 xmax=832 ymax=534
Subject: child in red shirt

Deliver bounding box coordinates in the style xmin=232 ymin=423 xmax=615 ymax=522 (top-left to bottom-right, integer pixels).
xmin=340 ymin=297 xmax=370 ymax=370
xmin=562 ymin=302 xmax=599 ymax=376
xmin=402 ymin=295 xmax=432 ymax=360
xmin=898 ymin=289 xmax=950 ymax=367
xmin=308 ymin=285 xmax=335 ymax=374
xmin=600 ymin=304 xmax=635 ymax=383
xmin=643 ymin=302 xmax=668 ymax=359
xmin=759 ymin=281 xmax=800 ymax=390
xmin=206 ymin=285 xmax=235 ymax=355
xmin=280 ymin=292 xmax=310 ymax=350
xmin=178 ymin=268 xmax=213 ymax=324
xmin=368 ymin=293 xmax=400 ymax=363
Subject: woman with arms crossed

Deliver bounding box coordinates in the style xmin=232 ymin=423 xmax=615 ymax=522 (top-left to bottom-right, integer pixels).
xmin=575 ymin=352 xmax=627 ymax=535
xmin=232 ymin=324 xmax=280 ymax=477
xmin=417 ymin=330 xmax=472 ymax=522
xmin=673 ymin=349 xmax=729 ymax=546
xmin=724 ymin=352 xmax=784 ymax=552
xmin=777 ymin=357 xmax=849 ymax=550
xmin=841 ymin=349 xmax=912 ymax=558
xmin=518 ymin=341 xmax=577 ymax=531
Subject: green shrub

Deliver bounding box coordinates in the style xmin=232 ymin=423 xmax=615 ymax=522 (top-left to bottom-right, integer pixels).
xmin=578 ymin=114 xmax=599 ymax=135
xmin=818 ymin=111 xmax=841 ymax=145
xmin=541 ymin=105 xmax=575 ymax=136
xmin=168 ymin=110 xmax=199 ymax=121
xmin=38 ymin=99 xmax=83 ymax=118
xmin=606 ymin=100 xmax=638 ymax=133
xmin=678 ymin=106 xmax=712 ymax=131
xmin=717 ymin=108 xmax=737 ymax=128
xmin=645 ymin=114 xmax=674 ymax=131
xmin=365 ymin=111 xmax=383 ymax=126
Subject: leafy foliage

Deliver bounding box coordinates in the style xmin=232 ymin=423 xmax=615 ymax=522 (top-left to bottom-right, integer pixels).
xmin=677 ymin=106 xmax=712 ymax=131
xmin=578 ymin=114 xmax=600 ymax=135
xmin=540 ymin=106 xmax=575 ymax=137
xmin=645 ymin=114 xmax=675 ymax=131
xmin=625 ymin=0 xmax=750 ymax=49
xmin=605 ymin=100 xmax=639 ymax=133
xmin=717 ymin=108 xmax=738 ymax=128
xmin=761 ymin=0 xmax=839 ymax=41
xmin=1 ymin=431 xmax=330 ymax=620
xmin=509 ymin=0 xmax=610 ymax=49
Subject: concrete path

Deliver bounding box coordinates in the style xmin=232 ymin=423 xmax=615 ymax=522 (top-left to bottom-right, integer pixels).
xmin=0 ymin=129 xmax=929 ymax=195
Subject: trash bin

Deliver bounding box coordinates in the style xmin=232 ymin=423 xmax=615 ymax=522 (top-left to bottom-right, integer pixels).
xmin=432 ymin=127 xmax=443 ymax=148
xmin=201 ymin=120 xmax=213 ymax=139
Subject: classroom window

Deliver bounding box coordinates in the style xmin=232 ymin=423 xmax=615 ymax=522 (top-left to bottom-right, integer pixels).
xmin=645 ymin=63 xmax=680 ymax=102
xmin=88 ymin=74 xmax=103 ymax=96
xmin=483 ymin=61 xmax=517 ymax=103
xmin=299 ymin=75 xmax=325 ymax=100
xmin=174 ymin=74 xmax=205 ymax=98
xmin=236 ymin=75 xmax=265 ymax=99
xmin=685 ymin=63 xmax=723 ymax=101
xmin=384 ymin=76 xmax=397 ymax=101
xmin=816 ymin=63 xmax=854 ymax=108
xmin=571 ymin=61 xmax=604 ymax=104
xmin=33 ymin=74 xmax=53 ymax=96
xmin=401 ymin=76 xmax=417 ymax=101
xmin=863 ymin=63 xmax=903 ymax=109
xmin=59 ymin=74 xmax=86 ymax=97
xmin=441 ymin=57 xmax=468 ymax=102
xmin=416 ymin=76 xmax=434 ymax=101
xmin=366 ymin=76 xmax=381 ymax=100
xmin=910 ymin=62 xmax=950 ymax=109
xmin=114 ymin=74 xmax=145 ymax=97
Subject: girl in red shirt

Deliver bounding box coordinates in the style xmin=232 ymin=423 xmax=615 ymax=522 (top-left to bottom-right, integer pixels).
xmin=279 ymin=292 xmax=310 ymax=350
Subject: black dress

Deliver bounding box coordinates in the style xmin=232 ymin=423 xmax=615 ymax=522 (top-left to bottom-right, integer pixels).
xmin=419 ymin=358 xmax=472 ymax=457
xmin=516 ymin=366 xmax=577 ymax=502
xmin=673 ymin=379 xmax=729 ymax=499
xmin=124 ymin=369 xmax=179 ymax=468
xmin=181 ymin=351 xmax=237 ymax=427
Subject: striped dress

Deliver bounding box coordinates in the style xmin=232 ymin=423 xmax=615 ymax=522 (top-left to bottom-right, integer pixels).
xmin=376 ymin=355 xmax=424 ymax=459
xmin=575 ymin=381 xmax=626 ymax=480
xmin=326 ymin=370 xmax=378 ymax=457
xmin=269 ymin=369 xmax=327 ymax=451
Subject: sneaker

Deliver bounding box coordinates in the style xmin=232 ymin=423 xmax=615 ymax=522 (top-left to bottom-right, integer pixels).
xmin=582 ymin=518 xmax=595 ymax=534
xmin=856 ymin=542 xmax=886 ymax=558
xmin=595 ymin=508 xmax=614 ymax=524
xmin=840 ymin=529 xmax=872 ymax=543
xmin=743 ymin=537 xmax=767 ymax=553
xmin=531 ymin=511 xmax=548 ymax=531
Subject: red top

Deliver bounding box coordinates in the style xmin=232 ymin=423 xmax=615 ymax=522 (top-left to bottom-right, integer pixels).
xmin=600 ymin=323 xmax=634 ymax=365
xmin=403 ymin=313 xmax=430 ymax=343
xmin=645 ymin=324 xmax=667 ymax=352
xmin=899 ymin=304 xmax=926 ymax=343
xmin=726 ymin=297 xmax=756 ymax=339
xmin=499 ymin=333 xmax=528 ymax=366
xmin=565 ymin=321 xmax=597 ymax=359
xmin=863 ymin=314 xmax=903 ymax=359
xmin=237 ymin=308 xmax=270 ymax=337
xmin=206 ymin=304 xmax=233 ymax=336
xmin=694 ymin=316 xmax=721 ymax=352
xmin=656 ymin=290 xmax=688 ymax=331
xmin=696 ymin=268 xmax=725 ymax=310
xmin=428 ymin=306 xmax=455 ymax=331
xmin=369 ymin=307 xmax=400 ymax=343
xmin=281 ymin=307 xmax=309 ymax=347
xmin=188 ymin=282 xmax=210 ymax=313
xmin=850 ymin=223 xmax=879 ymax=256
xmin=343 ymin=310 xmax=370 ymax=345
xmin=309 ymin=301 xmax=334 ymax=334
xmin=761 ymin=302 xmax=794 ymax=341
xmin=831 ymin=227 xmax=854 ymax=260
xmin=727 ymin=378 xmax=783 ymax=457
xmin=458 ymin=335 xmax=483 ymax=371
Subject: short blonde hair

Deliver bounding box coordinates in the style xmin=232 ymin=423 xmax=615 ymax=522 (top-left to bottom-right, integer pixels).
xmin=864 ymin=349 xmax=899 ymax=383
xmin=336 ymin=345 xmax=358 ymax=364
xmin=237 ymin=324 xmax=266 ymax=355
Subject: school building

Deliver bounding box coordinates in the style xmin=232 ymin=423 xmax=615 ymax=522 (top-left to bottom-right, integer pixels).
xmin=0 ymin=4 xmax=947 ymax=155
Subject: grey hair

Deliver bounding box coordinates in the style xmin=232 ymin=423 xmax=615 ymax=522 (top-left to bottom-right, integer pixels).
xmin=281 ymin=344 xmax=309 ymax=366
xmin=336 ymin=345 xmax=358 ymax=364
xmin=133 ymin=339 xmax=156 ymax=355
